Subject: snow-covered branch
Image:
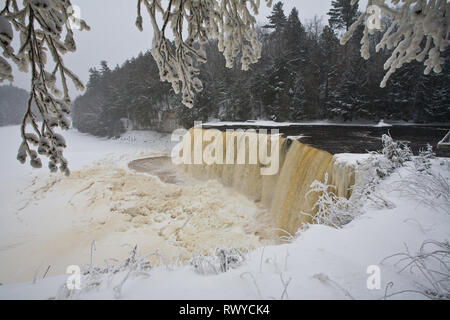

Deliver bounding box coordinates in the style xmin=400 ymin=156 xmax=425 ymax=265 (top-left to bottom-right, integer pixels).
xmin=344 ymin=0 xmax=449 ymax=87
xmin=1 ymin=0 xmax=89 ymax=174
xmin=136 ymin=0 xmax=272 ymax=108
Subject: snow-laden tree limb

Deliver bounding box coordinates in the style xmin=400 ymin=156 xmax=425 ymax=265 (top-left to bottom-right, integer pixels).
xmin=344 ymin=0 xmax=449 ymax=87
xmin=136 ymin=0 xmax=272 ymax=108
xmin=0 ymin=0 xmax=89 ymax=175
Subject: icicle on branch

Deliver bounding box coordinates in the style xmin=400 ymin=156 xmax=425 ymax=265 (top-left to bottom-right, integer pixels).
xmin=136 ymin=0 xmax=273 ymax=108
xmin=0 ymin=0 xmax=89 ymax=175
xmin=343 ymin=0 xmax=449 ymax=88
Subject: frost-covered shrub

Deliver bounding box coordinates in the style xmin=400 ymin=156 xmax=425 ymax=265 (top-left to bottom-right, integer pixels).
xmin=378 ymin=134 xmax=413 ymax=175
xmin=56 ymin=246 xmax=151 ymax=300
xmin=303 ymin=134 xmax=415 ymax=229
xmin=414 ymin=144 xmax=436 ymax=173
xmin=350 ymin=155 xmax=397 ymax=210
xmin=382 ymin=240 xmax=450 ymax=300
xmin=394 ymin=164 xmax=450 ymax=215
xmin=302 ymin=173 xmax=358 ymax=229
xmin=350 ymin=134 xmax=412 ymax=201
xmin=378 ymin=142 xmax=450 ymax=214
xmin=351 ymin=135 xmax=413 ymax=197
xmin=399 ymin=172 xmax=450 ymax=214
xmin=190 ymin=248 xmax=246 ymax=275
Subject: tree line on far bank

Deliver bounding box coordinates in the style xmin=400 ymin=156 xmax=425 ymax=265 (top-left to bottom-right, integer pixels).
xmin=72 ymin=1 xmax=450 ymax=137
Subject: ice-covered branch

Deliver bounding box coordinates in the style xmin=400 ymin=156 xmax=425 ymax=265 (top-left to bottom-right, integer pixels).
xmin=0 ymin=0 xmax=89 ymax=174
xmin=137 ymin=0 xmax=272 ymax=108
xmin=343 ymin=0 xmax=449 ymax=87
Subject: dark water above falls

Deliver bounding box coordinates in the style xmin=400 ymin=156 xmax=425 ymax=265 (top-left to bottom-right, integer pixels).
xmin=202 ymin=124 xmax=450 ymax=157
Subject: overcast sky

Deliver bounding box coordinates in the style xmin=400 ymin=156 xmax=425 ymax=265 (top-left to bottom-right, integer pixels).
xmin=9 ymin=1 xmax=351 ymax=97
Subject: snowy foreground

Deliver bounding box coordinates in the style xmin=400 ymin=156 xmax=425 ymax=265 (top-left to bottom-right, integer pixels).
xmin=0 ymin=125 xmax=449 ymax=300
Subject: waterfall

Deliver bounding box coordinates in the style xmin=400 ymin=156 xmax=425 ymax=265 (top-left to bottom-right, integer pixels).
xmin=179 ymin=128 xmax=356 ymax=236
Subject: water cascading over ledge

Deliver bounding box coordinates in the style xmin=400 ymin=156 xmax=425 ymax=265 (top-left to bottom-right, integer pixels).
xmin=178 ymin=128 xmax=357 ymax=236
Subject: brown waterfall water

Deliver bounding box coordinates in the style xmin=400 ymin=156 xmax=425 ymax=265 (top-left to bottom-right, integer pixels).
xmin=167 ymin=128 xmax=356 ymax=237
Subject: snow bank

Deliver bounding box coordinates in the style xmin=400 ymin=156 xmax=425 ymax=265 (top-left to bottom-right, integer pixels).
xmin=203 ymin=120 xmax=396 ymax=128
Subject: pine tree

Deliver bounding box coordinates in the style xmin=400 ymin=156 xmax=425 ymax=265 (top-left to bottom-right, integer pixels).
xmin=328 ymin=24 xmax=371 ymax=121
xmin=319 ymin=26 xmax=340 ymax=118
xmin=285 ymin=8 xmax=306 ymax=62
xmin=264 ymin=2 xmax=288 ymax=34
xmin=100 ymin=61 xmax=111 ymax=74
xmin=327 ymin=0 xmax=359 ymax=31
xmin=423 ymin=49 xmax=450 ymax=122
xmin=403 ymin=48 xmax=450 ymax=123
xmin=289 ymin=73 xmax=307 ymax=120
xmin=284 ymin=8 xmax=308 ymax=119
xmin=265 ymin=56 xmax=291 ymax=122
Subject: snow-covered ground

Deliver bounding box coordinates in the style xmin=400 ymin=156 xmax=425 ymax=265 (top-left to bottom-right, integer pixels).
xmin=203 ymin=119 xmax=450 ymax=127
xmin=0 ymin=125 xmax=448 ymax=300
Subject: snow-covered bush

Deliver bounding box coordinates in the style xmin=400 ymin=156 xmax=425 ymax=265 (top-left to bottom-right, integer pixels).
xmin=378 ymin=133 xmax=413 ymax=174
xmin=56 ymin=245 xmax=152 ymax=300
xmin=394 ymin=147 xmax=450 ymax=214
xmin=190 ymin=248 xmax=246 ymax=275
xmin=302 ymin=173 xmax=358 ymax=229
xmin=347 ymin=134 xmax=411 ymax=208
xmin=303 ymin=134 xmax=415 ymax=229
xmin=397 ymin=171 xmax=450 ymax=214
xmin=350 ymin=155 xmax=397 ymax=210
xmin=382 ymin=240 xmax=450 ymax=300
xmin=414 ymin=143 xmax=436 ymax=173
xmin=345 ymin=0 xmax=449 ymax=88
